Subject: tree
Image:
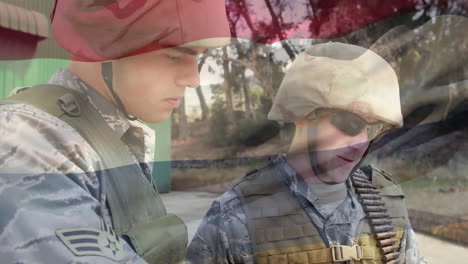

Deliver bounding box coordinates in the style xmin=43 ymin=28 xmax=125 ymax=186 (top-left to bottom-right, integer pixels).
xmin=222 ymin=47 xmax=235 ymax=129
xmin=240 ymin=70 xmax=254 ymax=119
xmin=176 ymin=97 xmax=189 ymax=140
xmin=263 ymin=0 xmax=297 ymax=60
xmin=196 ymin=56 xmax=209 ymax=120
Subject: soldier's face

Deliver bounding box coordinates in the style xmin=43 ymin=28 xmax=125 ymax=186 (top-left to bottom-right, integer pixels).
xmin=311 ymin=112 xmax=375 ymax=183
xmin=111 ymin=46 xmax=205 ymax=123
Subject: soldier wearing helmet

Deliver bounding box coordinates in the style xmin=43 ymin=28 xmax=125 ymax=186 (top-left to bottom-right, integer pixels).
xmin=0 ymin=0 xmax=229 ymax=263
xmin=186 ymin=42 xmax=426 ymax=264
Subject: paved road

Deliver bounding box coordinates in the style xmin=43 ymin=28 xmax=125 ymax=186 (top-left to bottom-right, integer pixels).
xmin=162 ymin=191 xmax=218 ymax=241
xmin=162 ymin=191 xmax=468 ymax=262
xmin=416 ymin=232 xmax=468 ymax=263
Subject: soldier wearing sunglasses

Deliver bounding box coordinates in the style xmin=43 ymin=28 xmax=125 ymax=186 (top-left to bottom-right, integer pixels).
xmin=186 ymin=42 xmax=426 ymax=264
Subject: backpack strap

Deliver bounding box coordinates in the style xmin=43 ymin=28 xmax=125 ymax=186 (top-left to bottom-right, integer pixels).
xmin=2 ymin=85 xmax=187 ymax=264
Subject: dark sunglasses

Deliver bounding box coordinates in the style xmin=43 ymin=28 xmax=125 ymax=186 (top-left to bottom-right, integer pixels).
xmin=309 ymin=109 xmax=389 ymax=139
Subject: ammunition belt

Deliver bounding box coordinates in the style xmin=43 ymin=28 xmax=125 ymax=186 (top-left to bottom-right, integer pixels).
xmin=351 ymin=174 xmax=400 ymax=264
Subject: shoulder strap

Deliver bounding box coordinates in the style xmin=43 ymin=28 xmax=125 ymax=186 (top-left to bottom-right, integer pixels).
xmin=2 ymin=85 xmax=167 ymax=233
xmin=2 ymin=85 xmax=189 ymax=264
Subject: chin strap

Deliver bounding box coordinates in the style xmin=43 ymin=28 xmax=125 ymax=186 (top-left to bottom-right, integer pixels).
xmin=306 ymin=121 xmax=338 ymax=185
xmin=307 ymin=121 xmax=371 ymax=185
xmin=101 ymin=61 xmax=138 ymax=121
xmin=308 ymin=149 xmax=341 ymax=185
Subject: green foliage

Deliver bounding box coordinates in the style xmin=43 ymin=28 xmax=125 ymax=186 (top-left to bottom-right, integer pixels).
xmin=171 ymin=114 xmax=180 ymax=139
xmin=231 ymin=116 xmax=280 ymax=147
xmin=258 ymin=95 xmax=273 ymax=115
xmin=208 ymin=99 xmax=230 ymax=147
xmin=208 ymin=97 xmax=281 ymax=148
xmin=249 ymin=85 xmax=266 ymax=106
xmin=208 ymin=81 xmax=279 ymax=149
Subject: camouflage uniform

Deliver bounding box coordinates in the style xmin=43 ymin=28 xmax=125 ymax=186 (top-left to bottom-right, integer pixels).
xmin=186 ymin=154 xmax=427 ymax=264
xmin=0 ymin=69 xmax=156 ymax=263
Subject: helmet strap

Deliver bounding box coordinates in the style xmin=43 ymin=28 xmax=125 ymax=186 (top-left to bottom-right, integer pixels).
xmin=101 ymin=61 xmax=137 ymax=121
xmin=306 ymin=121 xmax=339 ymax=185
xmin=308 ymin=148 xmax=341 ymax=185
xmin=306 ymin=120 xmax=369 ymax=185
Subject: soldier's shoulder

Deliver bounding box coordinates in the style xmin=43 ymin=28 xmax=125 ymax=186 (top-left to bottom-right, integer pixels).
xmin=0 ymin=102 xmax=88 ymax=146
xmin=0 ymin=101 xmax=61 ymax=125
xmin=214 ymin=162 xmax=276 ymax=213
xmin=358 ymin=164 xmax=394 ymax=182
xmin=0 ymin=102 xmax=100 ymax=174
xmin=215 ymin=188 xmax=243 ymax=215
xmin=359 ymin=164 xmax=404 ymax=195
xmin=231 ymin=161 xmax=276 ymax=187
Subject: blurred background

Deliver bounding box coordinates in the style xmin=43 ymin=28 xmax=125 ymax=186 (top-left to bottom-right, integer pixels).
xmin=1 ymin=0 xmax=467 ymax=260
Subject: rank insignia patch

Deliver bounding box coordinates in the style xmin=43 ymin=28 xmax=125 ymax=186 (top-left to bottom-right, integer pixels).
xmin=56 ymin=223 xmax=124 ymax=261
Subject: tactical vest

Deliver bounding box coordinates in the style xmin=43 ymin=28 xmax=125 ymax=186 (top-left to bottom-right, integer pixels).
xmin=234 ymin=163 xmax=408 ymax=264
xmin=0 ymin=85 xmax=187 ymax=264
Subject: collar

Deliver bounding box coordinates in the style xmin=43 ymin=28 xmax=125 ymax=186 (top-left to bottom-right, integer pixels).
xmin=48 ymin=68 xmax=131 ymax=138
xmin=48 ymin=69 xmax=156 ymax=163
xmin=273 ymin=154 xmax=353 ymax=206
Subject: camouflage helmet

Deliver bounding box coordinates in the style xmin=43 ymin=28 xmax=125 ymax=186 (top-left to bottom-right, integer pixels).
xmin=268 ymin=42 xmax=403 ymax=127
xmin=50 ymin=0 xmax=231 ymax=61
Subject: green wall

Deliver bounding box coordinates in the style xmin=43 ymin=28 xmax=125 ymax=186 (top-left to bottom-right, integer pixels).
xmin=0 ymin=59 xmax=68 ymax=97
xmin=148 ymin=119 xmax=173 ymax=193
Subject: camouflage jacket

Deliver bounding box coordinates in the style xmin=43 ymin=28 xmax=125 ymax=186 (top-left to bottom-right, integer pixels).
xmin=186 ymin=154 xmax=427 ymax=264
xmin=0 ymin=69 xmax=155 ymax=263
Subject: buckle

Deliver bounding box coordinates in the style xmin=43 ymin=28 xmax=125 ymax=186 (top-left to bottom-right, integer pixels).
xmin=331 ymin=245 xmax=363 ymax=262
xmin=57 ymin=93 xmax=81 ymax=117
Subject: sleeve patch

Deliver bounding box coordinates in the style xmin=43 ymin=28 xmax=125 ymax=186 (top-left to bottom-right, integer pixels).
xmin=56 ymin=226 xmax=124 ymax=261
